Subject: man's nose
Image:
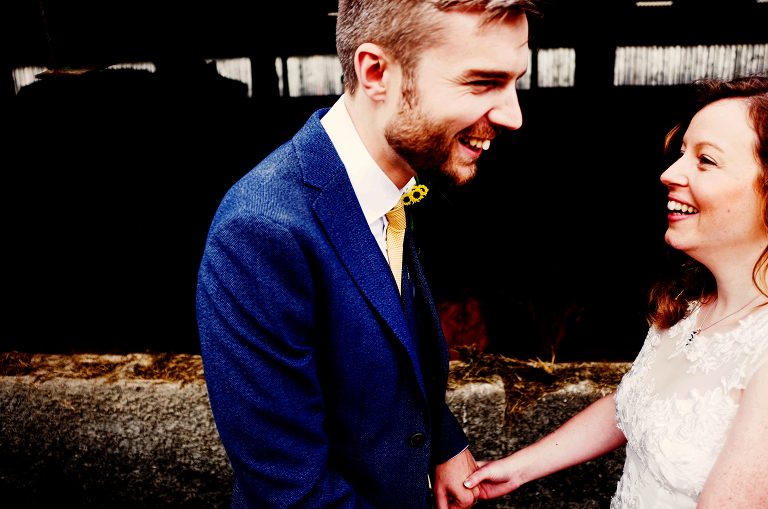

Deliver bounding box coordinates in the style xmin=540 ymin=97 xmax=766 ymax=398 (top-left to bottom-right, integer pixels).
xmin=487 ymin=85 xmax=523 ymax=130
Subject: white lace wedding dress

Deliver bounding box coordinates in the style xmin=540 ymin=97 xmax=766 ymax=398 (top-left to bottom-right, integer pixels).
xmin=611 ymin=304 xmax=768 ymax=508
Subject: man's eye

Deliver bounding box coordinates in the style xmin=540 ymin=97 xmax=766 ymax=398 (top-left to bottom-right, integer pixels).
xmin=469 ymin=81 xmax=495 ymax=88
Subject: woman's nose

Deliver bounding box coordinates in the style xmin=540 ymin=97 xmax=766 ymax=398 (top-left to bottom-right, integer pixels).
xmin=660 ymin=157 xmax=688 ymax=187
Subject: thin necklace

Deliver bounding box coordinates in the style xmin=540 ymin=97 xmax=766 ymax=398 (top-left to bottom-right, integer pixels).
xmin=686 ymin=294 xmax=760 ymax=345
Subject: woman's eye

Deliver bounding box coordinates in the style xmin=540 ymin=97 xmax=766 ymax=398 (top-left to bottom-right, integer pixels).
xmin=699 ymin=156 xmax=716 ymax=165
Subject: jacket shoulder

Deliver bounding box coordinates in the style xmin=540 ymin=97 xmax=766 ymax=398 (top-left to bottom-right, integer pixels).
xmin=212 ymin=109 xmax=338 ymax=227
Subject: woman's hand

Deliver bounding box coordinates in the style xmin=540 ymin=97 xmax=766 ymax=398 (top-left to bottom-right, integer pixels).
xmin=462 ymin=458 xmax=524 ymax=500
xmin=462 ymin=392 xmax=626 ymax=501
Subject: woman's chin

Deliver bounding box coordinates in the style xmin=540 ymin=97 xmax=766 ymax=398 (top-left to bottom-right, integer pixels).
xmin=664 ymin=231 xmax=693 ymax=254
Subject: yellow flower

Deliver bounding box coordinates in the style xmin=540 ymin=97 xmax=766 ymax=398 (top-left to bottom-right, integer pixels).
xmin=402 ymin=184 xmax=429 ymax=206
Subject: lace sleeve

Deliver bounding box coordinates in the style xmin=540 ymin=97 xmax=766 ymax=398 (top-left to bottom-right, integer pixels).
xmin=744 ymin=348 xmax=768 ymax=388
xmin=742 ymin=313 xmax=768 ymax=388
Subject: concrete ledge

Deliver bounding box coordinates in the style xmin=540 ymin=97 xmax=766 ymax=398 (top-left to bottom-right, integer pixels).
xmin=446 ymin=358 xmax=630 ymax=509
xmin=1 ymin=353 xmax=630 ymax=508
xmin=1 ymin=354 xmax=232 ymax=508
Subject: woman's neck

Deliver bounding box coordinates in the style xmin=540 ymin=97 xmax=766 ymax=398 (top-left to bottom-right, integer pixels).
xmin=696 ymin=240 xmax=765 ymax=310
xmin=705 ymin=260 xmax=766 ymax=321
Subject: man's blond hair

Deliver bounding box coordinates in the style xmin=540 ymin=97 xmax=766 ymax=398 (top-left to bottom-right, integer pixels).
xmin=336 ymin=0 xmax=541 ymax=100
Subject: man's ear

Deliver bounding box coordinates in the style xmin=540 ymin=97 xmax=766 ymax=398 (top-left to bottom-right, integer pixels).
xmin=354 ymin=43 xmax=395 ymax=102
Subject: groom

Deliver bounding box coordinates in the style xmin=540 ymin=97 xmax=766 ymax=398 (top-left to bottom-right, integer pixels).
xmin=196 ymin=1 xmax=538 ymax=508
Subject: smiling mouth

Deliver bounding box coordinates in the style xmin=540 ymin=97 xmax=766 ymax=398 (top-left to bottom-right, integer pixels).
xmin=668 ymin=200 xmax=700 ymax=215
xmin=459 ymin=136 xmax=492 ymax=151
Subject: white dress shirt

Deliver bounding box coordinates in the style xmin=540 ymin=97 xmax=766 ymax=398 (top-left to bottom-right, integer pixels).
xmin=321 ymin=95 xmax=415 ymax=260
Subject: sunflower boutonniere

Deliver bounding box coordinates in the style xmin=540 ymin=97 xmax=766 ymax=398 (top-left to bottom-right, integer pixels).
xmin=401 ymin=183 xmax=429 ymax=206
xmin=400 ymin=180 xmax=430 ymax=242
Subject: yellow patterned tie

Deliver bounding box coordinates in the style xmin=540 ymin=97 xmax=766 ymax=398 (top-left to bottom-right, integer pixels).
xmin=385 ymin=199 xmax=406 ymax=295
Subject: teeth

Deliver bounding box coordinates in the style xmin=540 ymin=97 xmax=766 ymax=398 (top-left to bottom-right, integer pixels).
xmin=465 ymin=137 xmax=491 ymax=150
xmin=667 ymin=200 xmax=699 ymax=214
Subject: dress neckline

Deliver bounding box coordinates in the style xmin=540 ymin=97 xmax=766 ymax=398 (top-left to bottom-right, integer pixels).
xmin=685 ymin=301 xmax=768 ymax=342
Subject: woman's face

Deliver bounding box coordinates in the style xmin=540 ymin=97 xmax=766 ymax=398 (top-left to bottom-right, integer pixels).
xmin=660 ymin=98 xmax=766 ymax=262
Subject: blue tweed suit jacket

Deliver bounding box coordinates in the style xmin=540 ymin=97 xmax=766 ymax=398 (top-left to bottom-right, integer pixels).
xmin=197 ymin=109 xmax=468 ymax=508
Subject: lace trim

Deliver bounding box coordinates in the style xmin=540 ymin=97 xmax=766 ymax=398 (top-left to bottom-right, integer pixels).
xmin=668 ymin=307 xmax=768 ymax=391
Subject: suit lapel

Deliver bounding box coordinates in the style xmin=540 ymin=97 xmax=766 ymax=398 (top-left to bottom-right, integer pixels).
xmin=294 ymin=111 xmax=425 ymax=392
xmin=403 ymin=227 xmax=450 ymax=387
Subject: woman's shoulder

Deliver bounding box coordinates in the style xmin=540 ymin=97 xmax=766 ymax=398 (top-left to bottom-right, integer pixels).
xmin=736 ymin=305 xmax=768 ymax=347
xmin=728 ymin=307 xmax=768 ymax=387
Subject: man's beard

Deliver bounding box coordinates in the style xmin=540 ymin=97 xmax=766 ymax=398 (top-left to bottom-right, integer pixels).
xmin=384 ymin=101 xmax=494 ymax=187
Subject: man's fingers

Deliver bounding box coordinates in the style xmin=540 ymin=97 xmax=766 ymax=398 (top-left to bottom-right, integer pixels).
xmin=449 ymin=485 xmax=479 ymax=509
xmin=435 ymin=487 xmax=449 ymax=509
xmin=436 ymin=486 xmax=478 ymax=509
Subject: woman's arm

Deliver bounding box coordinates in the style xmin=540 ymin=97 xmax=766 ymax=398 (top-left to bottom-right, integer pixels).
xmin=697 ymin=361 xmax=768 ymax=508
xmin=463 ymin=391 xmax=627 ymax=500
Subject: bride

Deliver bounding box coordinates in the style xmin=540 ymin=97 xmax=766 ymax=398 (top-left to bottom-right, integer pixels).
xmin=463 ymin=74 xmax=768 ymax=508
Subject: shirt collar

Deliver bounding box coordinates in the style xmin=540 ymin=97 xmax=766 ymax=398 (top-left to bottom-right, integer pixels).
xmin=321 ymin=95 xmax=415 ymax=225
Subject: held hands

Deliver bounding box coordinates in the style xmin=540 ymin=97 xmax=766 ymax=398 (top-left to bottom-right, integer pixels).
xmin=434 ymin=448 xmax=480 ymax=508
xmin=462 ymin=456 xmax=523 ymax=500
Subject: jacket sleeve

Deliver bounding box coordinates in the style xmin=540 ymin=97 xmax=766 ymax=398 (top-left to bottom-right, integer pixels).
xmin=435 ymin=402 xmax=470 ymax=465
xmin=196 ymin=213 xmax=374 ymax=509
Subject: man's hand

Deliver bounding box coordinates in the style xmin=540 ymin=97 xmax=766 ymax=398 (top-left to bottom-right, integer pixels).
xmin=434 ymin=448 xmax=480 ymax=509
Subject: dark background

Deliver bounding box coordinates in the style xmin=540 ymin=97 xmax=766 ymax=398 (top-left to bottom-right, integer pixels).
xmin=6 ymin=1 xmax=767 ymax=359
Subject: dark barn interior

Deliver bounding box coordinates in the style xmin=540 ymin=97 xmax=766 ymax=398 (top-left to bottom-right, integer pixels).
xmin=7 ymin=1 xmax=767 ymax=360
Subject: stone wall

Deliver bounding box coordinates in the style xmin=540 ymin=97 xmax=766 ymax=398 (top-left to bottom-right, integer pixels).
xmin=0 ymin=353 xmax=630 ymax=508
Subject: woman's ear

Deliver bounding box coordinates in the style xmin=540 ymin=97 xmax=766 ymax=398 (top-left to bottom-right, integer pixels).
xmin=354 ymin=43 xmax=394 ymax=102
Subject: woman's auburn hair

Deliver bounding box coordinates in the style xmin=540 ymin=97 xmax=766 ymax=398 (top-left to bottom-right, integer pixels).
xmin=648 ymin=73 xmax=768 ymax=329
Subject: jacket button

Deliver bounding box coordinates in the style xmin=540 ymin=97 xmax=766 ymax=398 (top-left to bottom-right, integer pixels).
xmin=409 ymin=433 xmax=427 ymax=447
